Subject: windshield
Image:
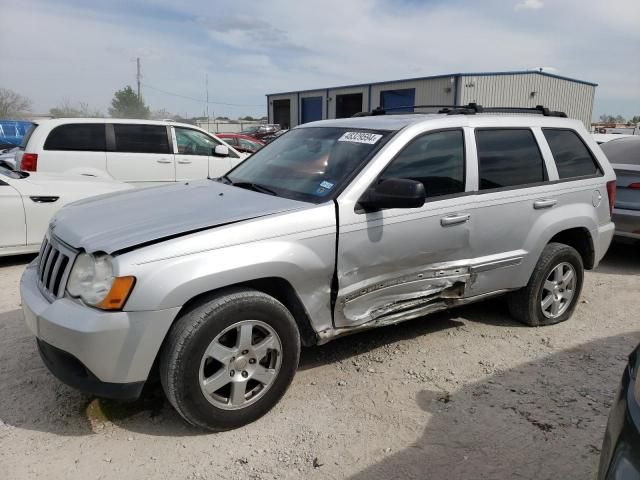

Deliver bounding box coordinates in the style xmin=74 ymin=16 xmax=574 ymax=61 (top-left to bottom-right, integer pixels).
xmin=224 ymin=127 xmax=391 ymax=203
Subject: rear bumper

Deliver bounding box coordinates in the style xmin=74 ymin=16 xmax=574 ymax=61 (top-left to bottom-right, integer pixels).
xmin=593 ymin=222 xmax=616 ymax=266
xmin=613 ymin=208 xmax=640 ymax=240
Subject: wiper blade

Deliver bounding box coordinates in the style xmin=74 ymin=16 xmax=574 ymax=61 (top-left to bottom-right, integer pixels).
xmin=232 ymin=182 xmax=278 ymax=196
xmin=216 ymin=174 xmax=233 ymax=184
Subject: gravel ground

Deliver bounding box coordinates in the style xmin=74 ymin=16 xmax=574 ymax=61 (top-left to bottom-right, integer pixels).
xmin=0 ymin=241 xmax=638 ymax=480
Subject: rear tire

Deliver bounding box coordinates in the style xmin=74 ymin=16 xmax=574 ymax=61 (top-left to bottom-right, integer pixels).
xmin=508 ymin=242 xmax=584 ymax=327
xmin=159 ymin=288 xmax=300 ymax=431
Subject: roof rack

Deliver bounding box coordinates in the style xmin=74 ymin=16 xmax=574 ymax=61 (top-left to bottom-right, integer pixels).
xmin=352 ymin=103 xmax=567 ymax=118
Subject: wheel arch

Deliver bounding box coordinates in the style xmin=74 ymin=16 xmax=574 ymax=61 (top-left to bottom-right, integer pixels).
xmin=548 ymin=227 xmax=595 ymax=270
xmin=171 ymin=277 xmax=318 ymax=347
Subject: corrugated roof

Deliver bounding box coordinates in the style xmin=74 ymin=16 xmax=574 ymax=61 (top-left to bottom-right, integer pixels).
xmin=266 ymin=70 xmax=597 ymax=97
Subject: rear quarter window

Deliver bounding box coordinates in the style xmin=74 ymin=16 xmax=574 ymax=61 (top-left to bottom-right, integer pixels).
xmin=43 ymin=124 xmax=106 ymax=151
xmin=542 ymin=129 xmax=601 ymax=178
xmin=113 ymin=124 xmax=170 ymax=154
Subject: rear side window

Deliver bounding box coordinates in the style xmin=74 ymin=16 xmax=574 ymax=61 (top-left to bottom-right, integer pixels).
xmin=44 ymin=124 xmax=106 ymax=151
xmin=20 ymin=123 xmax=37 ymax=148
xmin=543 ymin=129 xmax=601 ymax=178
xmin=113 ymin=124 xmax=170 ymax=154
xmin=476 ymin=129 xmax=546 ymax=190
xmin=380 ymin=130 xmax=465 ymax=198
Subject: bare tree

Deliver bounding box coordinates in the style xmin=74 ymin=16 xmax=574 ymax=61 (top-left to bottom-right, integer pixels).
xmin=0 ymin=88 xmax=32 ymax=118
xmin=50 ymin=98 xmax=103 ymax=118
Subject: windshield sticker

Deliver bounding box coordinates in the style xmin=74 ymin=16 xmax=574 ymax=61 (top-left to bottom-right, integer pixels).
xmin=315 ymin=180 xmax=335 ymax=196
xmin=338 ymin=132 xmax=383 ymax=145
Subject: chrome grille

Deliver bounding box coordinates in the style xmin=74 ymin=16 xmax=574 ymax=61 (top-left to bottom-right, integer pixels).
xmin=37 ymin=235 xmax=76 ymax=301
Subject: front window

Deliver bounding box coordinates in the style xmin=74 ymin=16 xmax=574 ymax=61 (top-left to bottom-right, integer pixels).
xmin=224 ymin=127 xmax=391 ymax=203
xmin=175 ymin=127 xmax=219 ymax=156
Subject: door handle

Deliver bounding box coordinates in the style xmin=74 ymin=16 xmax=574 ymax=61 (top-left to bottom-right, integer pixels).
xmin=440 ymin=213 xmax=470 ymax=226
xmin=156 ymin=159 xmax=172 ymax=164
xmin=30 ymin=196 xmax=59 ymax=203
xmin=177 ymin=160 xmax=192 ymax=164
xmin=533 ymin=199 xmax=557 ymax=209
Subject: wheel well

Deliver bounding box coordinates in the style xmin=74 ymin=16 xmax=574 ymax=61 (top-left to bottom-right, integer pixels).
xmin=549 ymin=227 xmax=595 ymax=269
xmin=177 ymin=278 xmax=319 ymax=347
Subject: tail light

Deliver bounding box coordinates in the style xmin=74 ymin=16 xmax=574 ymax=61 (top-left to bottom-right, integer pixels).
xmin=21 ymin=153 xmax=38 ymax=171
xmin=629 ymin=183 xmax=640 ymax=190
xmin=606 ymin=180 xmax=616 ymax=215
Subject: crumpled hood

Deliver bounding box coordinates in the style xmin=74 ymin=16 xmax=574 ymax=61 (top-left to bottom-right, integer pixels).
xmin=51 ymin=180 xmax=311 ymax=254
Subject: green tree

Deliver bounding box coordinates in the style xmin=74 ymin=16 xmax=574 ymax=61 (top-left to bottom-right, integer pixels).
xmin=108 ymin=86 xmax=150 ymax=119
xmin=629 ymin=116 xmax=640 ymax=125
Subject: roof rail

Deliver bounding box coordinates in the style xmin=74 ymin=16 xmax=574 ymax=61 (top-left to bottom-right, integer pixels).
xmin=352 ymin=103 xmax=567 ymax=118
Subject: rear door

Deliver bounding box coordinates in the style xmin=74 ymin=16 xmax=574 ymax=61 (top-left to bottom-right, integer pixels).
xmin=106 ymin=124 xmax=174 ymax=185
xmin=0 ymin=178 xmax=26 ymax=249
xmin=464 ymin=127 xmax=558 ymax=295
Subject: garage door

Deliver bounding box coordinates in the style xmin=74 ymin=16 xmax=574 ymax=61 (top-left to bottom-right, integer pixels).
xmin=301 ymin=96 xmax=323 ymax=124
xmin=380 ymin=89 xmax=415 ymax=112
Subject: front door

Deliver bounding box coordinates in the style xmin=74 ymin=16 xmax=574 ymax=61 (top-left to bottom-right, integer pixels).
xmin=173 ymin=127 xmax=223 ymax=181
xmin=0 ymin=180 xmax=26 ymax=249
xmin=335 ymin=129 xmax=474 ymax=327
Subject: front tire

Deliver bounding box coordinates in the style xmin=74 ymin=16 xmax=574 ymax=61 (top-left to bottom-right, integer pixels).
xmin=159 ymin=288 xmax=300 ymax=431
xmin=508 ymin=242 xmax=584 ymax=327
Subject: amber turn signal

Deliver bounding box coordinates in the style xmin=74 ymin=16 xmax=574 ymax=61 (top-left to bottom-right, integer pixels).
xmin=97 ymin=276 xmax=136 ymax=310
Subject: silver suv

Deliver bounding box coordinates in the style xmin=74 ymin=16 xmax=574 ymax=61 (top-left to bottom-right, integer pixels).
xmin=21 ymin=104 xmax=616 ymax=431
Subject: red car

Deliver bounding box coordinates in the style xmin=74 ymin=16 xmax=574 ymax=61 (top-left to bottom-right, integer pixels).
xmin=217 ymin=133 xmax=265 ymax=154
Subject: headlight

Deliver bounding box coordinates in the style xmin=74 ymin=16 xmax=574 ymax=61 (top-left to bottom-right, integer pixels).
xmin=67 ymin=253 xmax=135 ymax=310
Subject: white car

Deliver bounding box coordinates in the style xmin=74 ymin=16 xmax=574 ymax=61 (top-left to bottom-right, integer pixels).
xmin=0 ymin=166 xmax=132 ymax=256
xmin=15 ymin=119 xmax=247 ymax=186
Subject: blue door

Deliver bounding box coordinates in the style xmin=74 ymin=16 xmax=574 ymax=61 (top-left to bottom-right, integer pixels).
xmin=380 ymin=89 xmax=415 ymax=112
xmin=301 ymin=96 xmax=323 ymax=124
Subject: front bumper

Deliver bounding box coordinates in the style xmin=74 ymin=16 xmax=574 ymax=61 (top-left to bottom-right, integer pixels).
xmin=613 ymin=208 xmax=640 ymax=240
xmin=20 ymin=262 xmax=180 ymax=397
xmin=598 ymin=363 xmax=640 ymax=480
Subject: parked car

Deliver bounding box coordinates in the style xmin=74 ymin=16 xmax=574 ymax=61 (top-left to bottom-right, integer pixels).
xmin=216 ymin=133 xmax=265 ymax=154
xmin=593 ymin=133 xmax=634 ymax=145
xmin=601 ymin=136 xmax=640 ymax=240
xmin=241 ymin=124 xmax=281 ymax=142
xmin=0 ymin=120 xmax=33 ymax=147
xmin=0 ymin=166 xmax=131 ymax=257
xmin=598 ymin=342 xmax=640 ymax=479
xmin=0 ymin=146 xmax=19 ymax=170
xmin=15 ymin=119 xmax=246 ymax=186
xmin=21 ymin=105 xmax=616 ymax=431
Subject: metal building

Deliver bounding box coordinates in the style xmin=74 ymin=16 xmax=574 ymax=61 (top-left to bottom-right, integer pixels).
xmin=266 ymin=71 xmax=596 ymax=128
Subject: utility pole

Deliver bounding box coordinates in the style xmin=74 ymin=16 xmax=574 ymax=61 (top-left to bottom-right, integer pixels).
xmin=205 ymin=73 xmax=210 ymax=132
xmin=136 ymin=57 xmax=142 ymax=100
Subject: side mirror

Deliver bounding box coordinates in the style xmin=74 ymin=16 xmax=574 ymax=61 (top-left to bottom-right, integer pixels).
xmin=213 ymin=145 xmax=229 ymax=157
xmin=358 ymin=178 xmax=426 ymax=210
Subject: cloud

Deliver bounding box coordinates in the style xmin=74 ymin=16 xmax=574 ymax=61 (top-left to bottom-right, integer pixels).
xmin=0 ymin=0 xmax=637 ymax=120
xmin=515 ymin=0 xmax=544 ymax=10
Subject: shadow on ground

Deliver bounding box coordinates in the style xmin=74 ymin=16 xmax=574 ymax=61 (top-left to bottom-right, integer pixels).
xmin=596 ymin=239 xmax=640 ymax=276
xmin=349 ymin=331 xmax=639 ymax=480
xmin=0 ymin=253 xmax=36 ymax=268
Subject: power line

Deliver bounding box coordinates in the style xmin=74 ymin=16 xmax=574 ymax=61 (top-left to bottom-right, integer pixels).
xmin=140 ymin=82 xmax=262 ymax=107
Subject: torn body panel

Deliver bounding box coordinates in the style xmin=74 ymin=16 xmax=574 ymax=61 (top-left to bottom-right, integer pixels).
xmin=340 ymin=267 xmax=469 ymax=325
xmin=334 ymin=201 xmax=474 ymax=328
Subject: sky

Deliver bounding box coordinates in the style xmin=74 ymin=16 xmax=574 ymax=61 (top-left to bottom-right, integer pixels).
xmin=0 ymin=0 xmax=638 ymax=121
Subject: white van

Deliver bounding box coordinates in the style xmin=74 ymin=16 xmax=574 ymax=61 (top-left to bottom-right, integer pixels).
xmin=16 ymin=119 xmax=247 ymax=186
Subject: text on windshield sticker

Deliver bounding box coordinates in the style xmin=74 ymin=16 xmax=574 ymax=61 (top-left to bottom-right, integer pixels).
xmin=338 ymin=132 xmax=383 ymax=144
